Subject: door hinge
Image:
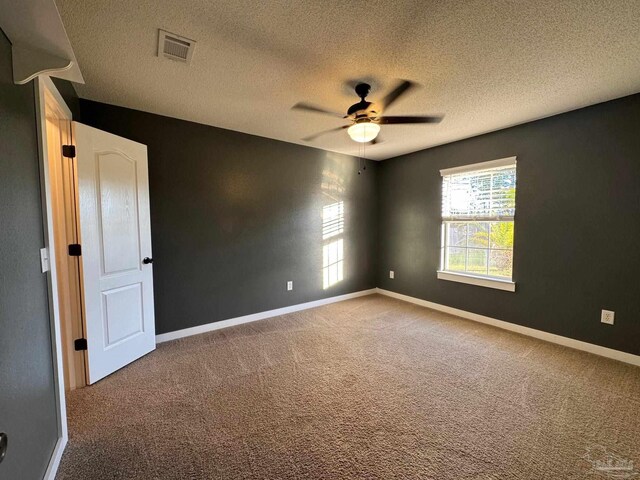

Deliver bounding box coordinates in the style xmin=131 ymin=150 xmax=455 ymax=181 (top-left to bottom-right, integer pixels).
xmin=68 ymin=244 xmax=82 ymax=256
xmin=74 ymin=338 xmax=87 ymax=351
xmin=62 ymin=144 xmax=76 ymax=158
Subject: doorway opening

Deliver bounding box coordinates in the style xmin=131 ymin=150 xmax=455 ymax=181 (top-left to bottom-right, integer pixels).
xmin=37 ymin=76 xmax=158 ymax=478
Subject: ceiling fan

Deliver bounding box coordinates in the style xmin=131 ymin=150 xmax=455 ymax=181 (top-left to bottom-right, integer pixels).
xmin=292 ymin=80 xmax=443 ymax=144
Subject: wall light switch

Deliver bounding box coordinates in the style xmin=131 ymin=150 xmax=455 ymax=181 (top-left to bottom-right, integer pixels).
xmin=287 ymin=281 xmax=293 ymax=291
xmin=601 ymin=309 xmax=615 ymax=325
xmin=389 ymin=270 xmax=395 ymax=279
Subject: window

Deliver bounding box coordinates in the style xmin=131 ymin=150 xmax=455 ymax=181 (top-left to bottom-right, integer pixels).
xmin=438 ymin=157 xmax=517 ymax=291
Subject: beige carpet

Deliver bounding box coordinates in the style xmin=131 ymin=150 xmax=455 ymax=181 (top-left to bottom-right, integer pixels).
xmin=56 ymin=294 xmax=640 ymax=479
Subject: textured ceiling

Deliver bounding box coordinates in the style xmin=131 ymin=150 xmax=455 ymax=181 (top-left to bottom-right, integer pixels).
xmin=56 ymin=0 xmax=640 ymax=160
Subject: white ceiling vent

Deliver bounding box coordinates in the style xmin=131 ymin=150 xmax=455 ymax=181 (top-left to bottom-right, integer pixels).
xmin=158 ymin=30 xmax=195 ymax=64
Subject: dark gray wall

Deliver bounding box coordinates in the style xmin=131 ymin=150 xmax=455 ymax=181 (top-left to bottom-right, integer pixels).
xmin=0 ymin=31 xmax=59 ymax=479
xmin=51 ymin=77 xmax=81 ymax=120
xmin=79 ymin=100 xmax=377 ymax=334
xmin=377 ymin=94 xmax=640 ymax=356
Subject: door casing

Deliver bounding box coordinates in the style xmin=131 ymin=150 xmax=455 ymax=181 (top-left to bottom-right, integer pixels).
xmin=35 ymin=75 xmax=71 ymax=480
xmin=44 ymin=82 xmax=87 ymax=391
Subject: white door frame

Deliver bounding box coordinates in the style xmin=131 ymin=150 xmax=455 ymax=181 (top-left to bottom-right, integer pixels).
xmin=35 ymin=75 xmax=71 ymax=480
xmin=44 ymin=82 xmax=86 ymax=391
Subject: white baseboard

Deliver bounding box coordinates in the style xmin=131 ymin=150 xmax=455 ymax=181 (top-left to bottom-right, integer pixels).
xmin=376 ymin=288 xmax=640 ymax=367
xmin=43 ymin=434 xmax=67 ymax=480
xmin=156 ymin=289 xmax=378 ymax=343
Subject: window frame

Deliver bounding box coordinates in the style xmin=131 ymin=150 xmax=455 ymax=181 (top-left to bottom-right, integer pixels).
xmin=437 ymin=156 xmax=517 ymax=292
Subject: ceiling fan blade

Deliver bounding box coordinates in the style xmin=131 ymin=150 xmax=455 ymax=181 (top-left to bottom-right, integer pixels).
xmin=379 ymin=80 xmax=415 ymax=111
xmin=292 ymin=102 xmax=345 ymax=118
xmin=376 ymin=115 xmax=443 ymax=124
xmin=302 ymin=125 xmax=350 ymax=142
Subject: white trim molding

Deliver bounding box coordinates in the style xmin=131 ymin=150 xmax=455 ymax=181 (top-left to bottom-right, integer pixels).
xmin=36 ymin=76 xmax=73 ymax=480
xmin=43 ymin=436 xmax=67 ymax=480
xmin=0 ymin=0 xmax=84 ymax=84
xmin=156 ymin=289 xmax=378 ymax=343
xmin=12 ymin=44 xmax=73 ymax=85
xmin=437 ymin=271 xmax=516 ymax=292
xmin=376 ymin=288 xmax=640 ymax=367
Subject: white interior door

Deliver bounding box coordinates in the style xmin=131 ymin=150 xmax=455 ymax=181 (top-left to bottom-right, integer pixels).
xmin=74 ymin=122 xmax=156 ymax=384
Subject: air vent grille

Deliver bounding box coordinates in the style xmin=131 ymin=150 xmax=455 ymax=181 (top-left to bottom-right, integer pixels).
xmin=158 ymin=30 xmax=195 ymax=64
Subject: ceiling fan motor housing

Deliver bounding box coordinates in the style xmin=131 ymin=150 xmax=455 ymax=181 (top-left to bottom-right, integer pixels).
xmin=348 ymin=83 xmax=378 ymax=117
xmin=348 ymin=101 xmax=375 ymax=116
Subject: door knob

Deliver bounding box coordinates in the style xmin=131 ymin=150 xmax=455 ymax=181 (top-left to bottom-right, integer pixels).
xmin=0 ymin=432 xmax=7 ymax=464
xmin=142 ymin=257 xmax=153 ymax=264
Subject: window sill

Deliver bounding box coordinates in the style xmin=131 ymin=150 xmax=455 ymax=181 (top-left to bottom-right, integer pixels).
xmin=437 ymin=271 xmax=516 ymax=292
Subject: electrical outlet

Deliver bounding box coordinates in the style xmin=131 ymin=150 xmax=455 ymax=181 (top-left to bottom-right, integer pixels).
xmin=601 ymin=309 xmax=615 ymax=325
xmin=287 ymin=281 xmax=293 ymax=291
xmin=389 ymin=270 xmax=395 ymax=279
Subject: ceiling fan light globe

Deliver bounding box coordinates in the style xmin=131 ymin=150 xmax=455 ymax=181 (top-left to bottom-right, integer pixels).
xmin=347 ymin=122 xmax=380 ymax=143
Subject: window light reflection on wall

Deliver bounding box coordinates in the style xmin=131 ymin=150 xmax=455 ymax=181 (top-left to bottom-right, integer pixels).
xmin=322 ymin=201 xmax=345 ymax=289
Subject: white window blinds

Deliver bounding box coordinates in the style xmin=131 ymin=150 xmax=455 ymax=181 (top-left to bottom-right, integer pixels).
xmin=441 ymin=157 xmax=517 ymax=221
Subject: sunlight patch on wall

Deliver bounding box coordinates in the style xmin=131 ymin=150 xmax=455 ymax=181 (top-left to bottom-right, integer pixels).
xmin=323 ymin=239 xmax=344 ymax=289
xmin=322 ymin=202 xmax=344 ymax=240
xmin=322 ymin=201 xmax=344 ymax=289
